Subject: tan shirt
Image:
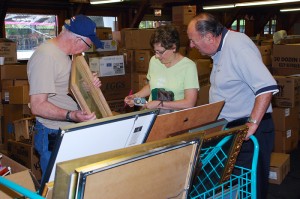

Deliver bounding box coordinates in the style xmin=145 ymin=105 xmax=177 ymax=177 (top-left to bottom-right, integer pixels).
xmin=27 ymin=41 xmax=79 ymax=129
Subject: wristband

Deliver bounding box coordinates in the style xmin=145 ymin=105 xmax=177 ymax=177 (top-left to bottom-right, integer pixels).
xmin=66 ymin=111 xmax=73 ymax=122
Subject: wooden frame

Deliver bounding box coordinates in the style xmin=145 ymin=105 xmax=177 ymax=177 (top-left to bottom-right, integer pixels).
xmin=70 ymin=55 xmax=112 ymax=118
xmin=51 ymin=125 xmax=247 ymax=198
xmin=146 ymin=100 xmax=225 ymax=142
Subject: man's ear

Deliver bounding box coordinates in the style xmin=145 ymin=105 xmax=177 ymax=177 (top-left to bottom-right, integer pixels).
xmin=204 ymin=33 xmax=214 ymax=43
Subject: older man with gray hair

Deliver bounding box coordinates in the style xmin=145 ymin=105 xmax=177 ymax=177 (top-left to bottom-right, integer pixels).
xmin=27 ymin=15 xmax=103 ymax=177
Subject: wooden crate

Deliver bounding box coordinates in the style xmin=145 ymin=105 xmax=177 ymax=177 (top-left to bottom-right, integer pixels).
xmin=13 ymin=117 xmax=35 ymax=142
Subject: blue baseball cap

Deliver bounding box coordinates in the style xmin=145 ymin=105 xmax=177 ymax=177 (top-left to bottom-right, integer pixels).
xmin=64 ymin=15 xmax=104 ymax=49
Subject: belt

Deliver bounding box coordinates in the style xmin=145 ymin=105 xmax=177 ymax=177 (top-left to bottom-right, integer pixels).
xmin=226 ymin=112 xmax=271 ymax=129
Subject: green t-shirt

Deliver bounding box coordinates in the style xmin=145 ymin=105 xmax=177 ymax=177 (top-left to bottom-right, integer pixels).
xmin=147 ymin=56 xmax=199 ymax=101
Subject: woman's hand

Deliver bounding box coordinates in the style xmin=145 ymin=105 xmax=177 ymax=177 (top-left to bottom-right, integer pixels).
xmin=124 ymin=94 xmax=135 ymax=107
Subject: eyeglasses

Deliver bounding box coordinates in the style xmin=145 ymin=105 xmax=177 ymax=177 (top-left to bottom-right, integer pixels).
xmin=77 ymin=37 xmax=92 ymax=49
xmin=153 ymin=49 xmax=168 ymax=56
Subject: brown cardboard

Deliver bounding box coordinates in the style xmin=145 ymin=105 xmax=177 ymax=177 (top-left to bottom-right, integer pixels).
xmin=272 ymin=107 xmax=299 ymax=131
xmin=172 ymin=5 xmax=196 ymax=25
xmin=173 ymin=24 xmax=189 ymax=47
xmin=3 ymin=104 xmax=32 ymax=143
xmin=0 ymin=64 xmax=27 ymax=80
xmin=100 ymin=74 xmax=131 ymax=101
xmin=272 ymin=67 xmax=300 ymax=76
xmin=0 ymin=39 xmax=17 ymax=64
xmin=194 ymin=59 xmax=212 ymax=87
xmin=274 ymin=128 xmax=298 ymax=153
xmin=134 ymin=50 xmax=152 ymax=72
xmin=107 ymin=99 xmax=134 ymax=114
xmin=13 ymin=117 xmax=35 ymax=142
xmin=8 ymin=85 xmax=29 ymax=104
xmin=273 ymin=76 xmax=300 ymax=108
xmin=0 ymin=154 xmax=37 ymax=198
xmin=196 ymin=84 xmax=210 ymax=106
xmin=121 ymin=28 xmax=155 ymax=50
xmin=269 ymin=153 xmax=290 ymax=184
xmin=132 ymin=72 xmax=148 ymax=93
xmin=272 ymin=44 xmax=300 ymax=68
xmin=7 ymin=140 xmax=42 ymax=181
xmin=186 ymin=47 xmax=211 ymax=60
xmin=96 ymin=27 xmax=112 ymax=40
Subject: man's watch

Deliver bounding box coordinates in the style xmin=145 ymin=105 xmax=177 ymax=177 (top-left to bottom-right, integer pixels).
xmin=247 ymin=117 xmax=258 ymax=124
xmin=66 ymin=111 xmax=73 ymax=122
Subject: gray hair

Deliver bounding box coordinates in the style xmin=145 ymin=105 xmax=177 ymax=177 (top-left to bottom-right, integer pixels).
xmin=193 ymin=13 xmax=224 ymax=37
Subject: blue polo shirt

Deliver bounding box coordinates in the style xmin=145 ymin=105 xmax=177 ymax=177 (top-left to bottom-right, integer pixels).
xmin=209 ymin=28 xmax=278 ymax=122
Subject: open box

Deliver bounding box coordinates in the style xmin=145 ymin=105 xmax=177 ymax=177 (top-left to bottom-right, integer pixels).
xmin=0 ymin=153 xmax=39 ymax=199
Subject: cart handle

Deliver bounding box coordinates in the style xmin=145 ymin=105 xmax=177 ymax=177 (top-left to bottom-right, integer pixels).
xmin=249 ymin=135 xmax=259 ymax=199
xmin=0 ymin=176 xmax=45 ymax=199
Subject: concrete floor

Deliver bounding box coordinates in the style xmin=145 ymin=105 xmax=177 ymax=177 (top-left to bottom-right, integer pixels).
xmin=267 ymin=142 xmax=300 ymax=199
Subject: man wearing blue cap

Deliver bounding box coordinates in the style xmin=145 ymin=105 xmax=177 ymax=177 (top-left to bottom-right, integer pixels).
xmin=27 ymin=15 xmax=103 ymax=177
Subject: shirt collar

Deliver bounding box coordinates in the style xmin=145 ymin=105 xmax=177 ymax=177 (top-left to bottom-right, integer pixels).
xmin=216 ymin=28 xmax=228 ymax=52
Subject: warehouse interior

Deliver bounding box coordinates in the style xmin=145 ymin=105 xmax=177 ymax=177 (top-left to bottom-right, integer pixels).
xmin=0 ymin=0 xmax=300 ymax=198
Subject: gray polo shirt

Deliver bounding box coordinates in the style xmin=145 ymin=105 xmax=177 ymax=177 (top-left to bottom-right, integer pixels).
xmin=209 ymin=28 xmax=278 ymax=122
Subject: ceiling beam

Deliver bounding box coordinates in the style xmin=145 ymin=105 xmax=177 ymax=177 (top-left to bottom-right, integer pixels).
xmin=129 ymin=0 xmax=150 ymax=28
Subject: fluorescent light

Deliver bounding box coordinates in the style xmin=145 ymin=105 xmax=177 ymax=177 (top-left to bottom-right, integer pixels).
xmin=280 ymin=7 xmax=300 ymax=12
xmin=203 ymin=0 xmax=300 ymax=10
xmin=203 ymin=4 xmax=235 ymax=10
xmin=236 ymin=0 xmax=300 ymax=7
xmin=90 ymin=0 xmax=123 ymax=5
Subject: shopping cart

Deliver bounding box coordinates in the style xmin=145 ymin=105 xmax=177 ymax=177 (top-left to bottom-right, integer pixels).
xmin=189 ymin=135 xmax=259 ymax=199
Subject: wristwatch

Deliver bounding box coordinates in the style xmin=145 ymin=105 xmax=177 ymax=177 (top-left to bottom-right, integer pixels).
xmin=247 ymin=117 xmax=258 ymax=124
xmin=66 ymin=111 xmax=73 ymax=122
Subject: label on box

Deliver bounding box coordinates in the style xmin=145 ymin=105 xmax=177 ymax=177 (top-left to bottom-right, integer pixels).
xmin=96 ymin=40 xmax=117 ymax=52
xmin=269 ymin=171 xmax=278 ymax=180
xmin=284 ymin=108 xmax=290 ymax=117
xmin=99 ymin=55 xmax=124 ymax=77
xmin=286 ymin=129 xmax=292 ymax=138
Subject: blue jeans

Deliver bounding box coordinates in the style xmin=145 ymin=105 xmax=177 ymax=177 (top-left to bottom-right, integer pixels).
xmin=34 ymin=120 xmax=59 ymax=180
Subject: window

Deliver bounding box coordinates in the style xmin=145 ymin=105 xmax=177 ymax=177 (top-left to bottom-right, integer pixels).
xmin=264 ymin=19 xmax=276 ymax=35
xmin=5 ymin=14 xmax=57 ymax=60
xmin=139 ymin=21 xmax=171 ymax=29
xmin=89 ymin=16 xmax=118 ymax=31
xmin=231 ymin=19 xmax=245 ymax=33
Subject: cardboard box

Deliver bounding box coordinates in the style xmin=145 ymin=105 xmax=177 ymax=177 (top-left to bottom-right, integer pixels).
xmin=107 ymin=99 xmax=134 ymax=114
xmin=272 ymin=107 xmax=299 ymax=131
xmin=96 ymin=27 xmax=112 ymax=40
xmin=3 ymin=104 xmax=32 ymax=144
xmin=0 ymin=64 xmax=27 ymax=80
xmin=134 ymin=50 xmax=152 ymax=72
xmin=13 ymin=117 xmax=35 ymax=142
xmin=173 ymin=24 xmax=189 ymax=47
xmin=101 ymin=74 xmax=131 ymax=100
xmin=194 ymin=59 xmax=212 ymax=87
xmin=89 ymin=55 xmax=125 ymax=77
xmin=272 ymin=67 xmax=300 ymax=76
xmin=121 ymin=28 xmax=155 ymax=49
xmin=272 ymin=44 xmax=300 ymax=68
xmin=8 ymin=85 xmax=29 ymax=104
xmin=123 ymin=49 xmax=134 ymax=73
xmin=7 ymin=140 xmax=42 ymax=181
xmin=269 ymin=153 xmax=290 ymax=184
xmin=132 ymin=72 xmax=148 ymax=93
xmin=196 ymin=84 xmax=210 ymax=106
xmin=257 ymin=45 xmax=272 ymax=66
xmin=172 ymin=5 xmax=196 ymax=25
xmin=273 ymin=76 xmax=300 ymax=108
xmin=0 ymin=153 xmax=37 ymax=198
xmin=0 ymin=39 xmax=17 ymax=64
xmin=187 ymin=47 xmax=211 ymax=60
xmin=274 ymin=128 xmax=299 ymax=153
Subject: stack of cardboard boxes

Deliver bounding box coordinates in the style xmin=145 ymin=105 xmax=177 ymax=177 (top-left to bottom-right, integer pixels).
xmin=268 ymin=40 xmax=300 ymax=185
xmin=0 ymin=39 xmax=41 ymax=196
